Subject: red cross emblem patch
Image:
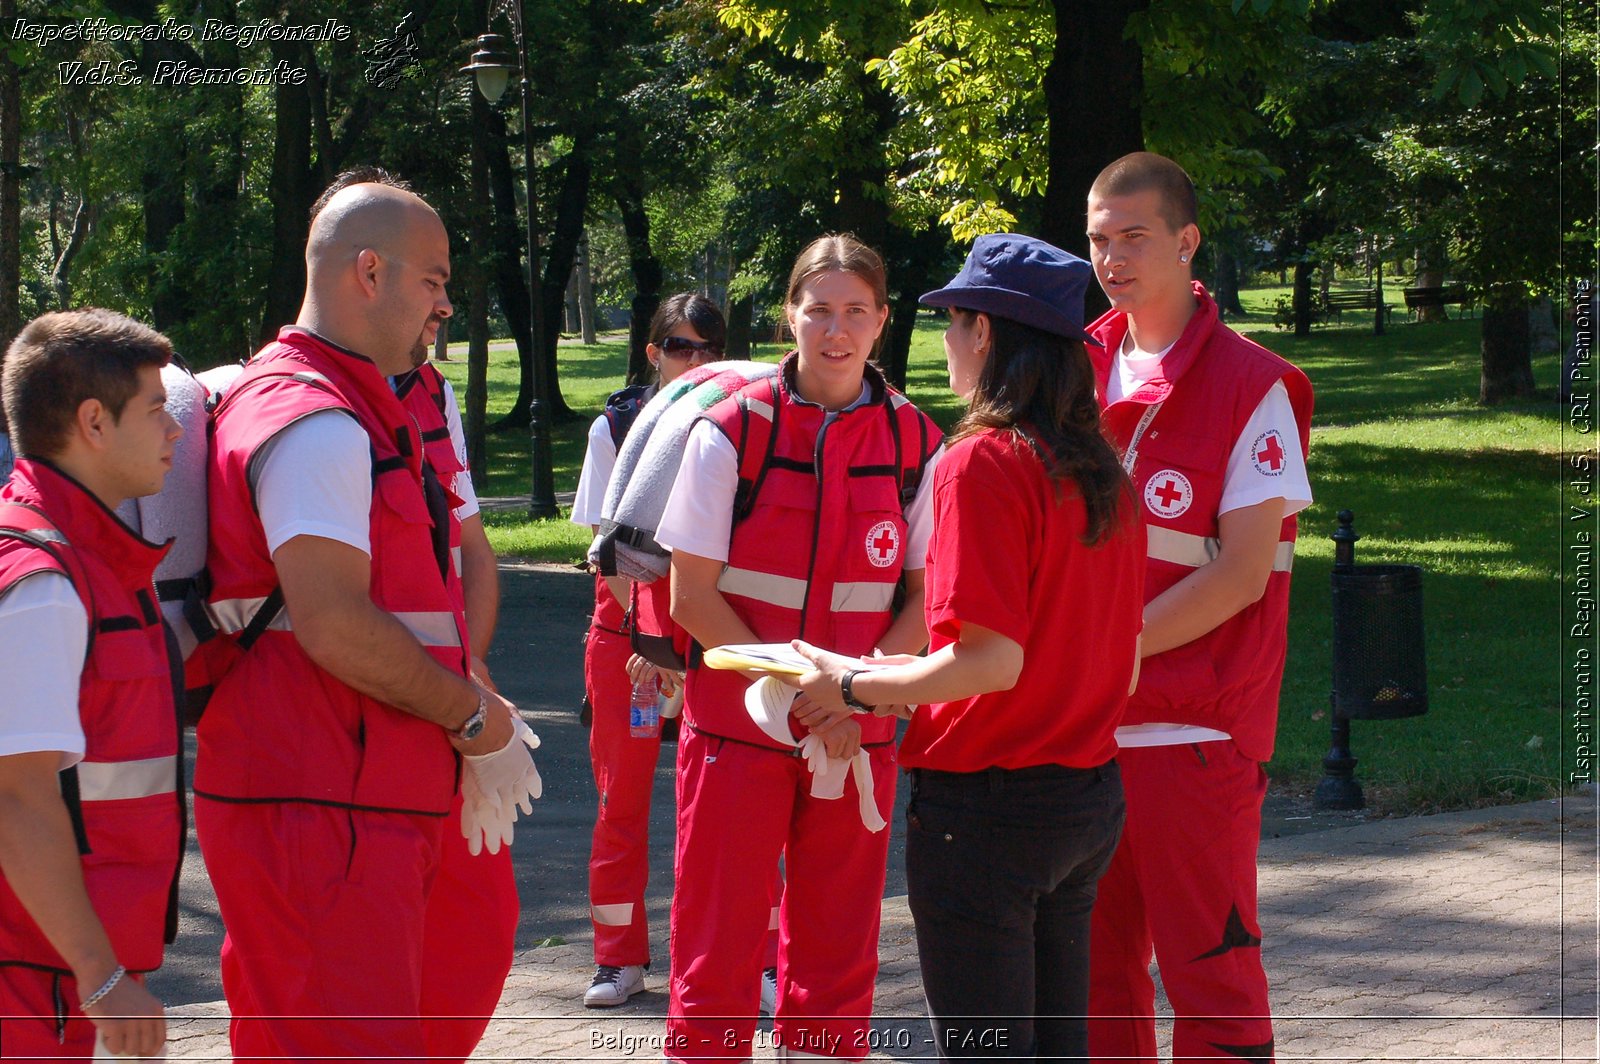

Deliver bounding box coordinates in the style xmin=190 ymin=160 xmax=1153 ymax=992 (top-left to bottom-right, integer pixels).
xmin=1143 ymin=469 xmax=1193 ymax=519
xmin=865 ymin=520 xmax=900 ymax=568
xmin=1251 ymin=429 xmax=1286 ymax=477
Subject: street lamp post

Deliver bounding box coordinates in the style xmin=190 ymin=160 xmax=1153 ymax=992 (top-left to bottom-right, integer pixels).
xmin=463 ymin=9 xmax=559 ymax=519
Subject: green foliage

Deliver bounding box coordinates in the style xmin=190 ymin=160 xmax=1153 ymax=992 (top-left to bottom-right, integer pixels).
xmin=868 ymin=0 xmax=1053 ymax=240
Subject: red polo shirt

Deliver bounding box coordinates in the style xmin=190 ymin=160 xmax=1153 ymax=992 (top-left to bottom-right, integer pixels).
xmin=899 ymin=428 xmax=1145 ymax=772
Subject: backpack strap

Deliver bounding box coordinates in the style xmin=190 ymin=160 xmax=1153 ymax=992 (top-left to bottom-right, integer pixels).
xmin=730 ymin=375 xmax=782 ymax=527
xmin=602 ymin=383 xmax=655 ymax=451
xmin=0 ymin=502 xmax=96 ymax=855
xmin=0 ymin=502 xmax=95 ymax=662
xmin=887 ymin=392 xmax=933 ymax=513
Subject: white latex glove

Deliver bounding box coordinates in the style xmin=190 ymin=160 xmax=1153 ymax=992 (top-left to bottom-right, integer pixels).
xmin=460 ymin=717 xmax=543 ymax=855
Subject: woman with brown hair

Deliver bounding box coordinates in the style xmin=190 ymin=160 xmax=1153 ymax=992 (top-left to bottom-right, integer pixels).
xmin=656 ymin=234 xmax=942 ymax=1061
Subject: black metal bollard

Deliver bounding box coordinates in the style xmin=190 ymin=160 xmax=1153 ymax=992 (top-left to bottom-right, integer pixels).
xmin=1313 ymin=510 xmax=1429 ymax=810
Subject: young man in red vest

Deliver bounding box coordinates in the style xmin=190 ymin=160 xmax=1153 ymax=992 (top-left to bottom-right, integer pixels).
xmin=196 ymin=178 xmax=538 ymax=1061
xmin=1084 ymin=152 xmax=1314 ymax=1062
xmin=0 ymin=309 xmax=185 ymax=1059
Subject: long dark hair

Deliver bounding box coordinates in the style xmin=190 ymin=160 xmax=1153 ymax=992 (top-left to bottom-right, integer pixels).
xmin=951 ymin=310 xmax=1130 ymax=544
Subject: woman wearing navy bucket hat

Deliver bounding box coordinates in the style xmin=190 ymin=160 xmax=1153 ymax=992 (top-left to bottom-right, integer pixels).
xmin=788 ymin=233 xmax=1145 ymax=1060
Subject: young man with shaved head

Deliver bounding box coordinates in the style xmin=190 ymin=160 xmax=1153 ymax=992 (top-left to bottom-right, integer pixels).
xmin=1083 ymin=152 xmax=1313 ymax=1063
xmin=195 ymin=174 xmax=539 ymax=1061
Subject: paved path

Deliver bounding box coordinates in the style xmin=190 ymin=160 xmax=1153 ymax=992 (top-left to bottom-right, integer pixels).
xmin=164 ymin=795 xmax=1597 ymax=1061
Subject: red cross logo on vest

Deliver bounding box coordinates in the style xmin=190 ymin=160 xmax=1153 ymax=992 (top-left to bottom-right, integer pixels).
xmin=865 ymin=520 xmax=900 ymax=569
xmin=1251 ymin=429 xmax=1286 ymax=477
xmin=1142 ymin=468 xmax=1193 ymax=519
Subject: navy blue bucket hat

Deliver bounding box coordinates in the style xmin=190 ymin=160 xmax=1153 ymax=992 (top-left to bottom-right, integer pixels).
xmin=920 ymin=233 xmax=1101 ymax=346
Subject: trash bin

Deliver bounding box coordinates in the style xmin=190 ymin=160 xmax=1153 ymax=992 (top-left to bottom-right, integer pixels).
xmin=1331 ymin=563 xmax=1427 ymax=721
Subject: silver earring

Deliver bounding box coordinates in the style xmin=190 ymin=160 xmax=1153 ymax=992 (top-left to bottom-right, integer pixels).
xmin=1179 ymin=255 xmax=1189 ymax=263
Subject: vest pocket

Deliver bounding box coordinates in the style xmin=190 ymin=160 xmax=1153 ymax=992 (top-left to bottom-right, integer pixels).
xmin=88 ymin=628 xmax=166 ymax=681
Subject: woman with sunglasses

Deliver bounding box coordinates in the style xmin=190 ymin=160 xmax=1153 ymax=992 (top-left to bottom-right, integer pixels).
xmin=787 ymin=235 xmax=1145 ymax=1060
xmin=569 ymin=293 xmax=726 ymax=1007
xmin=655 ymin=234 xmax=943 ymax=1062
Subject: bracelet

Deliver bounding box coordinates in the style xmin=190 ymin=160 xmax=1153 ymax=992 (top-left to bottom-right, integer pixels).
xmin=840 ymin=670 xmax=871 ymax=712
xmin=80 ymin=964 xmax=125 ymax=1012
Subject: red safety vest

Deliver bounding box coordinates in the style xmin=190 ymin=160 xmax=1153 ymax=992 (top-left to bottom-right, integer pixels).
xmin=0 ymin=461 xmax=182 ymax=975
xmin=684 ymin=356 xmax=941 ymax=750
xmin=394 ymin=363 xmax=466 ymax=583
xmin=197 ymin=328 xmax=467 ymax=816
xmin=1090 ymin=284 xmax=1313 ymax=761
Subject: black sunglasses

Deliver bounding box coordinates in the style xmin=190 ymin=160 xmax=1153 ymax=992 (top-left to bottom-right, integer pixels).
xmin=659 ymin=336 xmax=724 ymax=359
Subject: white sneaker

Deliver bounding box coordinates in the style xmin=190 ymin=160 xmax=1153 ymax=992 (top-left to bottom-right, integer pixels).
xmin=584 ymin=964 xmax=646 ymax=1008
xmin=760 ymin=966 xmax=778 ymax=1015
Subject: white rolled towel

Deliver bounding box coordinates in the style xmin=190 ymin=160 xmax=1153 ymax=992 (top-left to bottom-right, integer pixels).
xmin=745 ymin=675 xmax=886 ymax=833
xmin=589 ymin=360 xmax=780 ymax=583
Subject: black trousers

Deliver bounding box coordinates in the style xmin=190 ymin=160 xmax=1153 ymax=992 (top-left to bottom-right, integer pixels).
xmin=906 ymin=761 xmax=1125 ymax=1062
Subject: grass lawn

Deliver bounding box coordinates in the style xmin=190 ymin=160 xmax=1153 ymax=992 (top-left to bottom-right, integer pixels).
xmin=442 ymin=288 xmax=1567 ymax=815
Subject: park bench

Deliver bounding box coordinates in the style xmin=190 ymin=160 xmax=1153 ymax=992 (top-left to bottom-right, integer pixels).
xmin=1403 ymin=284 xmax=1474 ymax=320
xmin=1322 ymin=288 xmax=1392 ymax=324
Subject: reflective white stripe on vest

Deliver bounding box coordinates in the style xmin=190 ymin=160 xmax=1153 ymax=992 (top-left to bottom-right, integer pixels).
xmin=209 ymin=599 xmax=462 ymax=648
xmin=717 ymin=568 xmax=895 ymax=615
xmin=208 ymin=595 xmax=292 ymax=634
xmin=452 ymin=545 xmax=463 ymax=578
xmin=387 ymin=612 xmax=464 ymax=648
xmin=830 ymin=581 xmax=896 ymax=613
xmin=745 ymin=396 xmax=775 ymax=422
xmin=75 ymin=755 xmax=177 ymax=801
xmin=591 ymin=902 xmax=634 ymax=927
xmin=1146 ymin=527 xmax=1294 ymax=573
xmin=718 ymin=566 xmax=807 ymax=610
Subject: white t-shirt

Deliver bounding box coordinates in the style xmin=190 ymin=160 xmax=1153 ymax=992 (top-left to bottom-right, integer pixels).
xmin=1111 ymin=335 xmax=1313 ymax=749
xmin=0 ymin=572 xmax=89 ymax=768
xmin=570 ymin=415 xmax=617 ymax=528
xmin=657 ymin=399 xmax=943 ymax=569
xmin=255 ymin=411 xmax=373 ymax=556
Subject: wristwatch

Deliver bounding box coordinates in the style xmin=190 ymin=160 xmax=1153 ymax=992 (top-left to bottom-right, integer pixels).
xmin=454 ymin=694 xmax=488 ymax=741
xmin=839 ymin=670 xmax=871 ymax=712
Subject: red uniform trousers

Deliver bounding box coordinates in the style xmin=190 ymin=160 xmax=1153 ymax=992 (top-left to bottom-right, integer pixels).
xmin=586 ymin=622 xmax=662 ymax=966
xmin=0 ymin=967 xmax=152 ymax=1059
xmin=197 ymin=797 xmax=446 ymax=1063
xmin=418 ymin=789 xmax=519 ymax=1062
xmin=666 ymin=728 xmax=895 ymax=1062
xmin=586 ymin=624 xmax=781 ymax=971
xmin=1087 ymin=741 xmax=1273 ymax=1062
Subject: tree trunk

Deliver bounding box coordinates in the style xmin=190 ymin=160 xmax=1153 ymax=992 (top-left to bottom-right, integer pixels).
xmin=615 ymin=178 xmax=662 ymax=385
xmin=576 ymin=230 xmax=597 ymax=345
xmin=726 ymin=294 xmax=753 ymax=361
xmin=259 ymin=39 xmax=314 ymax=343
xmin=0 ymin=0 xmax=21 ymax=369
xmin=1042 ymin=0 xmax=1146 ymax=321
xmin=1213 ymin=246 xmax=1245 ymax=317
xmin=49 ymin=197 xmax=92 ymax=308
xmin=1480 ymin=289 xmax=1535 ymax=404
xmin=880 ymin=293 xmax=919 ymax=392
xmin=537 ymin=150 xmax=589 ymax=421
xmin=1293 ymin=260 xmax=1314 ymax=337
xmin=485 ymin=107 xmax=533 ymax=431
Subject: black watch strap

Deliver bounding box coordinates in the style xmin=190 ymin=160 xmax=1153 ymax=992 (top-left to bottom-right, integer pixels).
xmin=840 ymin=670 xmax=870 ymax=712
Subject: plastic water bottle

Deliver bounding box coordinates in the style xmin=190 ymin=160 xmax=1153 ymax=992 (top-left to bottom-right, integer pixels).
xmin=629 ymin=676 xmax=661 ymax=739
